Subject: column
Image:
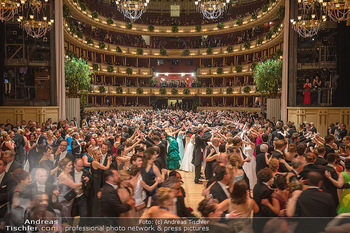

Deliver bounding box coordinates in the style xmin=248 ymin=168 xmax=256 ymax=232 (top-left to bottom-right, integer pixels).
xmin=55 ymin=0 xmax=65 ymax=119
xmin=282 ymin=0 xmax=293 ymax=122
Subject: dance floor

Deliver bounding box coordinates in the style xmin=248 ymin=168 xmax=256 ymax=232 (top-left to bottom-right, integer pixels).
xmin=178 ymin=170 xmax=203 ymax=217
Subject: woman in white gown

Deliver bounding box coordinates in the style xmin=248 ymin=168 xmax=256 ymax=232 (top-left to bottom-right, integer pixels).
xmin=180 ymin=135 xmax=195 ymax=172
xmin=242 ymin=140 xmax=257 ymax=189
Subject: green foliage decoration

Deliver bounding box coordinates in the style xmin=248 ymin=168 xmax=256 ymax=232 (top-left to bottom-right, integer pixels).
xmin=277 ymin=6 xmax=285 ymax=20
xmin=136 ymin=88 xmax=143 ymax=94
xmin=172 ymin=26 xmax=178 ymax=33
xmin=137 ymin=48 xmax=143 ymax=55
xmin=107 ymin=65 xmax=114 ymax=72
xmin=116 ymin=46 xmax=122 ymax=53
xmin=171 ymin=88 xmax=178 ymax=95
xmin=217 ymin=22 xmax=224 ymax=29
xmin=182 ymin=49 xmax=190 ymax=56
xmin=107 ymin=18 xmax=114 ymax=25
xmin=206 ymin=47 xmax=213 ymax=55
xmin=262 ymin=4 xmax=268 ymax=12
xmin=99 ymin=86 xmax=106 ymax=93
xmin=226 ymin=87 xmax=233 ymax=94
xmin=160 ymin=48 xmax=167 ymax=56
xmin=206 ymin=88 xmax=213 ymax=95
xmin=86 ymin=37 xmax=93 ymax=45
xmin=183 ymin=88 xmax=190 ymax=95
xmin=243 ymin=86 xmax=251 ymax=93
xmin=235 ymin=65 xmax=243 ymax=73
xmin=226 ymin=45 xmax=233 ymax=52
xmin=266 ymin=31 xmax=273 ymax=40
xmin=253 ymin=59 xmax=282 ymax=98
xmin=195 ymin=25 xmax=201 ymax=32
xmin=160 ymin=87 xmax=167 ymax=95
xmin=65 ymin=57 xmax=92 ymax=97
xmin=80 ymin=2 xmax=87 ymax=11
xmin=116 ymin=86 xmax=123 ymax=94
xmin=92 ymin=63 xmax=99 ymax=71
xmin=244 ymin=41 xmax=251 ymax=49
xmin=148 ymin=25 xmax=155 ymax=31
xmin=99 ymin=42 xmax=106 ymax=49
xmin=217 ymin=67 xmax=223 ymax=74
xmin=91 ymin=11 xmax=99 ymax=18
xmin=251 ymin=11 xmax=258 ymax=20
xmin=63 ymin=4 xmax=71 ymax=18
xmin=126 ymin=68 xmax=133 ymax=75
xmin=236 ymin=17 xmax=243 ymax=26
xmin=126 ymin=22 xmax=133 ymax=29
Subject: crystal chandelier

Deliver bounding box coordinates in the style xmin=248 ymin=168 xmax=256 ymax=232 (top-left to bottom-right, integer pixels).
xmin=325 ymin=0 xmax=350 ymax=22
xmin=17 ymin=0 xmax=54 ymax=38
xmin=195 ymin=0 xmax=230 ymax=20
xmin=115 ymin=0 xmax=149 ymax=21
xmin=290 ymin=0 xmax=326 ymax=38
xmin=0 ymin=0 xmax=22 ymax=22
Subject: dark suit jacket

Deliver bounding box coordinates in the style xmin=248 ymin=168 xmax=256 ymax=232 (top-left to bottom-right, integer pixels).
xmin=141 ymin=137 xmax=167 ymax=170
xmin=71 ymin=140 xmax=81 ymax=158
xmin=253 ymin=182 xmax=276 ymax=217
xmin=176 ymin=195 xmax=192 ymax=218
xmin=7 ymin=160 xmax=22 ymax=174
xmin=295 ymin=188 xmax=337 ymax=217
xmin=99 ymin=183 xmax=131 ymax=217
xmin=0 ymin=172 xmax=16 ymax=217
xmin=271 ymin=150 xmax=289 ymax=173
xmin=315 ymin=156 xmax=327 ymax=166
xmin=300 ymin=163 xmax=326 ymax=180
xmin=55 ymin=152 xmax=75 ymax=165
xmin=256 ymin=152 xmax=269 ymax=174
xmin=193 ymin=132 xmax=211 ymax=166
xmin=323 ymin=165 xmax=339 ymax=204
xmin=325 ymin=144 xmax=335 ymax=156
xmin=255 ymin=142 xmax=274 ymax=155
xmin=13 ymin=134 xmax=25 ymax=164
xmin=209 ymin=182 xmax=229 ymax=203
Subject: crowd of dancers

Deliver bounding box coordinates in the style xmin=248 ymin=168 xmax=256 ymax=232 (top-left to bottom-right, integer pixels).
xmin=0 ymin=110 xmax=350 ymax=233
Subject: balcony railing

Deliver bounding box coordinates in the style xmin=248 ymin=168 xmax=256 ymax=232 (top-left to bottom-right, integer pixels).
xmin=64 ymin=23 xmax=284 ymax=58
xmin=90 ymin=86 xmax=258 ymax=95
xmin=86 ymin=62 xmax=153 ymax=77
xmin=197 ymin=64 xmax=253 ymax=77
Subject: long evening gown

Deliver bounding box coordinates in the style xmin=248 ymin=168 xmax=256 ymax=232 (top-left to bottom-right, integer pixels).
xmin=243 ymin=145 xmax=257 ymax=189
xmin=166 ymin=135 xmax=181 ymax=170
xmin=303 ymin=83 xmax=311 ymax=105
xmin=90 ymin=164 xmax=102 ymax=217
xmin=177 ymin=133 xmax=185 ymax=161
xmin=180 ymin=138 xmax=194 ymax=172
xmin=337 ymin=172 xmax=350 ymax=214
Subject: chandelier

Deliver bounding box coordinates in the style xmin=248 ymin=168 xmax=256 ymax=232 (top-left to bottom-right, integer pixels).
xmin=195 ymin=0 xmax=230 ymax=20
xmin=325 ymin=0 xmax=350 ymax=22
xmin=17 ymin=0 xmax=54 ymax=38
xmin=0 ymin=0 xmax=22 ymax=22
xmin=115 ymin=0 xmax=149 ymax=21
xmin=290 ymin=0 xmax=326 ymax=38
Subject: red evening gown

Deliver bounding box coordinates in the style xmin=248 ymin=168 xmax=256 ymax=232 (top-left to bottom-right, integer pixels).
xmin=304 ymin=83 xmax=311 ymax=105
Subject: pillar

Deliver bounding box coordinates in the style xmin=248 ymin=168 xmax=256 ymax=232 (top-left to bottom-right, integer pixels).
xmin=55 ymin=0 xmax=66 ymax=119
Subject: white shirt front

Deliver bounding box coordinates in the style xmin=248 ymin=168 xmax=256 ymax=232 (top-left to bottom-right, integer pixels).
xmin=100 ymin=154 xmax=107 ymax=165
xmin=74 ymin=169 xmax=84 ymax=197
xmin=36 ymin=182 xmax=46 ymax=193
xmin=0 ymin=172 xmax=5 ymax=184
xmin=5 ymin=161 xmax=13 ymax=173
xmin=59 ymin=151 xmax=68 ymax=161
xmin=218 ymin=181 xmax=230 ymax=198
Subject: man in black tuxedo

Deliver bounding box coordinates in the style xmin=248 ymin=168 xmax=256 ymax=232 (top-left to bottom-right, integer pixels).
xmin=55 ymin=140 xmax=75 ymax=164
xmin=71 ymin=133 xmax=82 ymax=159
xmin=193 ymin=127 xmax=211 ymax=184
xmin=294 ymin=172 xmax=337 ymax=233
xmin=71 ymin=159 xmax=89 ymax=231
xmin=286 ymin=158 xmax=304 ymax=182
xmin=141 ymin=135 xmax=167 ymax=170
xmin=164 ymin=176 xmax=193 ymax=217
xmin=209 ymin=166 xmax=231 ymax=203
xmin=324 ymin=135 xmax=336 ymax=157
xmin=204 ymin=138 xmax=220 ymax=180
xmin=271 ymin=140 xmax=289 ymax=173
xmin=3 ymin=151 xmax=22 ymax=174
xmin=253 ymin=168 xmax=276 ymax=217
xmin=27 ymin=168 xmax=59 ymax=206
xmin=35 ymin=128 xmax=47 ymax=156
xmin=255 ymin=134 xmax=274 ymax=155
xmin=324 ymin=153 xmax=339 ymax=204
xmin=255 ymin=144 xmax=270 ymax=174
xmin=300 ymin=152 xmax=325 ymax=180
xmin=286 ymin=122 xmax=297 ymax=138
xmin=53 ymin=130 xmax=64 ymax=153
xmin=0 ymin=159 xmax=16 ymax=219
xmin=314 ymin=146 xmax=327 ymax=166
xmin=13 ymin=129 xmax=26 ymax=165
xmin=99 ymin=169 xmax=134 ymax=218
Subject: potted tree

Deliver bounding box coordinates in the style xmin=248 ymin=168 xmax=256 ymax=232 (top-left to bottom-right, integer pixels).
xmin=253 ymin=59 xmax=282 ymax=120
xmin=65 ymin=57 xmax=92 ymax=124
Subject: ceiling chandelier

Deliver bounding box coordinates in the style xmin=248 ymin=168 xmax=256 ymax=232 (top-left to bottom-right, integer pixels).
xmin=195 ymin=0 xmax=230 ymax=20
xmin=290 ymin=0 xmax=326 ymax=38
xmin=115 ymin=0 xmax=149 ymax=21
xmin=325 ymin=0 xmax=350 ymax=22
xmin=17 ymin=0 xmax=53 ymax=38
xmin=0 ymin=0 xmax=23 ymax=22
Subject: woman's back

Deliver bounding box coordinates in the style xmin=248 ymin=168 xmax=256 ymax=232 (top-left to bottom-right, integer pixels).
xmin=229 ymin=198 xmax=253 ymax=217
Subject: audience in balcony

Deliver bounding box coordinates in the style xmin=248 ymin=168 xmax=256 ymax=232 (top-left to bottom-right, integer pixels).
xmin=69 ymin=18 xmax=272 ymax=49
xmin=84 ymin=0 xmax=266 ymax=26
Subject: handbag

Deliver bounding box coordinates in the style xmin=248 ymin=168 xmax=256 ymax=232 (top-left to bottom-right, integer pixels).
xmin=63 ymin=189 xmax=77 ymax=202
